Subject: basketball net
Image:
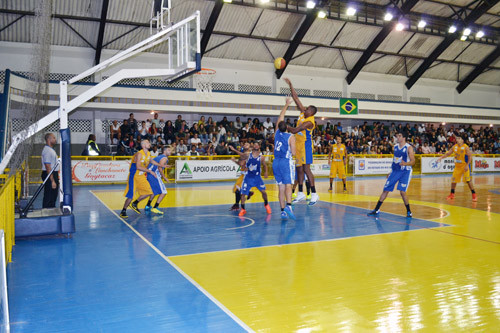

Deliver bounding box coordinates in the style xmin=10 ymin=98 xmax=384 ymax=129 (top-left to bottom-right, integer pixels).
xmin=195 ymin=68 xmax=215 ymax=98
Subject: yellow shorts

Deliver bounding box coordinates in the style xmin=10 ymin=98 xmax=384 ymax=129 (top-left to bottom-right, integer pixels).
xmin=233 ymin=174 xmax=244 ymax=193
xmin=295 ymin=141 xmax=313 ymax=166
xmin=451 ymin=164 xmax=471 ymax=183
xmin=134 ymin=174 xmax=153 ymax=196
xmin=330 ymin=161 xmax=346 ymax=179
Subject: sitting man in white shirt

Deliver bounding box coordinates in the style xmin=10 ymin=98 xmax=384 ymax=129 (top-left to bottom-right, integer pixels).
xmin=190 ymin=133 xmax=202 ymax=146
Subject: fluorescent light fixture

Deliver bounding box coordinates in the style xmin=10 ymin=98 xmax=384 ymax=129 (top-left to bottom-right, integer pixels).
xmin=490 ymin=124 xmax=493 ymax=127
xmin=306 ymin=1 xmax=316 ymax=9
xmin=476 ymin=30 xmax=484 ymax=38
xmin=460 ymin=35 xmax=467 ymax=41
xmin=396 ymin=23 xmax=404 ymax=31
xmin=463 ymin=28 xmax=471 ymax=36
xmin=442 ymin=122 xmax=446 ymax=125
xmin=448 ymin=25 xmax=457 ymax=33
xmin=260 ymin=0 xmax=270 ymax=3
xmin=346 ymin=7 xmax=356 ymax=16
xmin=418 ymin=20 xmax=426 ymax=28
xmin=384 ymin=12 xmax=393 ymax=21
xmin=318 ymin=10 xmax=327 ymax=18
xmin=223 ymin=0 xmax=232 ymax=2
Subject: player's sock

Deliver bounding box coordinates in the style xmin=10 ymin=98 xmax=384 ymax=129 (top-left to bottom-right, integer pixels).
xmin=329 ymin=180 xmax=333 ymax=188
xmin=343 ymin=182 xmax=346 ymax=190
xmin=287 ymin=203 xmax=292 ymax=207
xmin=306 ymin=181 xmax=311 ymax=195
xmin=264 ymin=200 xmax=268 ymax=206
xmin=405 ymin=204 xmax=411 ymax=213
xmin=311 ymin=186 xmax=316 ymax=194
xmin=132 ymin=200 xmax=139 ymax=206
xmin=121 ymin=208 xmax=126 ymax=214
xmin=235 ymin=190 xmax=241 ymax=204
xmin=281 ymin=208 xmax=284 ymax=211
xmin=146 ymin=199 xmax=152 ymax=206
xmin=471 ymin=189 xmax=476 ymax=194
xmin=241 ymin=204 xmax=245 ymax=209
xmin=298 ymin=184 xmax=303 ymax=192
xmin=451 ymin=189 xmax=455 ymax=194
xmin=374 ymin=201 xmax=383 ymax=212
xmin=154 ymin=203 xmax=160 ymax=208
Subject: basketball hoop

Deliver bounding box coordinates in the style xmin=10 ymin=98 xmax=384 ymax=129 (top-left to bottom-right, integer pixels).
xmin=195 ymin=68 xmax=216 ymax=98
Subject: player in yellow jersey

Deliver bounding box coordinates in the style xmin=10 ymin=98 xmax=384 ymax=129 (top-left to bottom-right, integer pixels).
xmin=283 ymin=78 xmax=319 ymax=205
xmin=436 ymin=134 xmax=477 ymax=202
xmin=328 ymin=135 xmax=347 ymax=193
xmin=120 ymin=139 xmax=158 ymax=218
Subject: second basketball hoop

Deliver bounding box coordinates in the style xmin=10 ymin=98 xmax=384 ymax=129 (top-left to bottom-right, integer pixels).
xmin=195 ymin=68 xmax=216 ymax=98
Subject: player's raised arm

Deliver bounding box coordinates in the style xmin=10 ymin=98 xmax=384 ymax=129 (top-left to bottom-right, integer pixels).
xmin=275 ymin=97 xmax=293 ymax=133
xmin=287 ymin=121 xmax=313 ymax=135
xmin=283 ymin=78 xmax=306 ymax=112
xmin=229 ymin=145 xmax=246 ymax=157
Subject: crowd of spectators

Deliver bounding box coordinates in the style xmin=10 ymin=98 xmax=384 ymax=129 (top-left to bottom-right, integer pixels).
xmin=109 ymin=112 xmax=500 ymax=157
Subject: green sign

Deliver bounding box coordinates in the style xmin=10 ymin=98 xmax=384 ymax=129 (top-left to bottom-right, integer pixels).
xmin=340 ymin=98 xmax=358 ymax=115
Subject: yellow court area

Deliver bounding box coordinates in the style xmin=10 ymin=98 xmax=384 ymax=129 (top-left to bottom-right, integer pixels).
xmin=94 ymin=174 xmax=500 ymax=331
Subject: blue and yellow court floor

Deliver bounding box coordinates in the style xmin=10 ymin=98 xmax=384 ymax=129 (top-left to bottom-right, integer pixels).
xmin=7 ymin=174 xmax=500 ymax=331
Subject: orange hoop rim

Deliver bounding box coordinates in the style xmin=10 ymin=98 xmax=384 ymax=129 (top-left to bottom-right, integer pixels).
xmin=195 ymin=68 xmax=216 ymax=75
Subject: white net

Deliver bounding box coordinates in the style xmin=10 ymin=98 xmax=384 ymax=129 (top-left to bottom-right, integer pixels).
xmin=194 ymin=69 xmax=216 ymax=98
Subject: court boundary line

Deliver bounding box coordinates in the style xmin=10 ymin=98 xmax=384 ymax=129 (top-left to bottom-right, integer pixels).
xmin=89 ymin=190 xmax=254 ymax=333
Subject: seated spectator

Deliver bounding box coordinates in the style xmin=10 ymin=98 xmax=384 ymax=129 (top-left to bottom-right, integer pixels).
xmin=149 ymin=123 xmax=160 ymax=143
xmin=421 ymin=142 xmax=431 ymax=154
xmin=83 ymin=134 xmax=101 ymax=156
xmin=206 ymin=142 xmax=216 ymax=155
xmin=110 ymin=120 xmax=120 ymax=144
xmin=196 ymin=143 xmax=206 ymax=155
xmin=139 ymin=121 xmax=149 ymax=140
xmin=150 ymin=145 xmax=159 ymax=157
xmin=163 ymin=120 xmax=176 ymax=144
xmin=217 ymin=124 xmax=227 ymax=142
xmin=190 ymin=133 xmax=201 ymax=146
xmin=215 ymin=141 xmax=228 ymax=155
xmin=186 ymin=145 xmax=200 ymax=157
xmin=198 ymin=115 xmax=206 ymax=127
xmin=263 ymin=117 xmax=274 ymax=136
xmin=176 ymin=139 xmax=188 ymax=155
xmin=234 ymin=117 xmax=242 ymax=130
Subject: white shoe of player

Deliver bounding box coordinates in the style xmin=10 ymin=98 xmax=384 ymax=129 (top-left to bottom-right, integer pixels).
xmin=308 ymin=193 xmax=319 ymax=206
xmin=292 ymin=192 xmax=306 ymax=203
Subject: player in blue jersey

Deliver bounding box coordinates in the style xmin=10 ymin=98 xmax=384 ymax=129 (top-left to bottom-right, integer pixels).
xmin=368 ymin=131 xmax=415 ymax=218
xmin=272 ymin=97 xmax=296 ymax=219
xmin=145 ymin=146 xmax=172 ymax=215
xmin=239 ymin=141 xmax=271 ymax=217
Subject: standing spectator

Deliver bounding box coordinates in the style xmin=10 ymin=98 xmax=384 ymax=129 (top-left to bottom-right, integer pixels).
xmin=175 ymin=115 xmax=183 ymax=132
xmin=41 ymin=133 xmax=59 ymax=208
xmin=235 ymin=117 xmax=243 ymax=130
xmin=128 ymin=113 xmax=138 ymax=138
xmin=83 ymin=134 xmax=101 ymax=156
xmin=149 ymin=123 xmax=160 ymax=144
xmin=151 ymin=113 xmax=160 ymax=128
xmin=163 ymin=120 xmax=176 ymax=144
xmin=197 ymin=115 xmax=206 ymax=127
xmin=120 ymin=119 xmax=130 ymax=140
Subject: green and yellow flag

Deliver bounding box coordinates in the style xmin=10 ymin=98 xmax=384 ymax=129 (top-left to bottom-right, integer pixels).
xmin=340 ymin=98 xmax=358 ymax=115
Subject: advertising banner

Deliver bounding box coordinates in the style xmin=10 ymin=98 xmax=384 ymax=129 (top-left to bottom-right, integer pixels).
xmin=310 ymin=163 xmax=332 ymax=176
xmin=472 ymin=157 xmax=500 ymax=172
xmin=71 ymin=160 xmax=131 ymax=183
xmin=421 ymin=157 xmax=455 ymax=174
xmin=176 ymin=160 xmax=240 ymax=181
xmin=354 ymin=158 xmax=392 ymax=175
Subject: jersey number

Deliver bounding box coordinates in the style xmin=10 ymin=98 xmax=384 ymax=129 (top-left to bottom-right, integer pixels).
xmin=276 ymin=142 xmax=283 ymax=151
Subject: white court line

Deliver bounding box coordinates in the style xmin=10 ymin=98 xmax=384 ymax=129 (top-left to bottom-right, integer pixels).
xmin=193 ymin=214 xmax=255 ymax=230
xmin=89 ymin=191 xmax=254 ymax=333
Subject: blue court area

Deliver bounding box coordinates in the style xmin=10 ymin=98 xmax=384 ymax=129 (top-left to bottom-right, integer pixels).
xmin=127 ymin=202 xmax=449 ymax=257
xmin=6 ymin=186 xmax=449 ymax=332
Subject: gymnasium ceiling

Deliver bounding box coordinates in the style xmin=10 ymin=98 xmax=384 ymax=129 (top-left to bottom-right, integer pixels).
xmin=0 ymin=0 xmax=499 ymax=92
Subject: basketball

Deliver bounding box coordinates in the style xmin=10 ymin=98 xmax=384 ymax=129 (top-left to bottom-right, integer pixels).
xmin=274 ymin=57 xmax=286 ymax=70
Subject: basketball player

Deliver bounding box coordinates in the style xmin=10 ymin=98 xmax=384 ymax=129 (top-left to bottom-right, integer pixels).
xmin=120 ymin=139 xmax=158 ymax=218
xmin=145 ymin=146 xmax=172 ymax=215
xmin=283 ymin=78 xmax=319 ymax=205
xmin=239 ymin=141 xmax=272 ymax=216
xmin=229 ymin=143 xmax=254 ymax=211
xmin=367 ymin=132 xmax=415 ymax=218
xmin=436 ymin=134 xmax=477 ymax=201
xmin=272 ymin=97 xmax=296 ymax=219
xmin=328 ymin=135 xmax=347 ymax=193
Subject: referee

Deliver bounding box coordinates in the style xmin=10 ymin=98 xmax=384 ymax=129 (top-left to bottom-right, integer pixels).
xmin=41 ymin=133 xmax=59 ymax=208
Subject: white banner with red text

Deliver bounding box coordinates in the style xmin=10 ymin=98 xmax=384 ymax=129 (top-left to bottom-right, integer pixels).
xmin=354 ymin=158 xmax=393 ymax=175
xmin=472 ymin=157 xmax=500 ymax=172
xmin=421 ymin=157 xmax=456 ymax=174
xmin=71 ymin=160 xmax=131 ymax=183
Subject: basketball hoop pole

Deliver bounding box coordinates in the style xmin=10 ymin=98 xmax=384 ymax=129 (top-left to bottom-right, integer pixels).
xmin=0 ymin=11 xmax=201 ymax=176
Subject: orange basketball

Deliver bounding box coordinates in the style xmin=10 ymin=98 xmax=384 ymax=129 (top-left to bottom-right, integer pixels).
xmin=274 ymin=57 xmax=286 ymax=70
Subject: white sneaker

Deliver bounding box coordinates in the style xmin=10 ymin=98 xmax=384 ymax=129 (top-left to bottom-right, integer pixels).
xmin=292 ymin=192 xmax=306 ymax=203
xmin=308 ymin=193 xmax=319 ymax=206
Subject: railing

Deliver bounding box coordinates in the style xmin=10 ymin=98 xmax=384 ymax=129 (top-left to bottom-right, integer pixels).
xmin=0 ymin=168 xmax=21 ymax=263
xmin=26 ymin=154 xmax=500 ymax=184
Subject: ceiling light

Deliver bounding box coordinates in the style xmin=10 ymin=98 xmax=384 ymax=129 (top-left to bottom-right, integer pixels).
xmin=396 ymin=23 xmax=404 ymax=31
xmin=476 ymin=30 xmax=484 ymax=38
xmin=346 ymin=7 xmax=356 ymax=16
xmin=490 ymin=124 xmax=493 ymax=127
xmin=384 ymin=12 xmax=393 ymax=21
xmin=448 ymin=25 xmax=457 ymax=33
xmin=260 ymin=0 xmax=270 ymax=3
xmin=223 ymin=0 xmax=232 ymax=2
xmin=306 ymin=1 xmax=316 ymax=9
xmin=318 ymin=10 xmax=327 ymax=18
xmin=418 ymin=20 xmax=426 ymax=28
xmin=460 ymin=35 xmax=467 ymax=41
xmin=463 ymin=28 xmax=471 ymax=36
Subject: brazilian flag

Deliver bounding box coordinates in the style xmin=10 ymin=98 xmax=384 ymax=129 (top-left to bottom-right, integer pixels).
xmin=340 ymin=98 xmax=358 ymax=115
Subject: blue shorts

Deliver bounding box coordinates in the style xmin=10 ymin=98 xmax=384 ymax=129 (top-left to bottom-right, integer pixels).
xmin=305 ymin=141 xmax=313 ymax=165
xmin=124 ymin=170 xmax=137 ymax=199
xmin=147 ymin=170 xmax=167 ymax=196
xmin=241 ymin=176 xmax=265 ymax=195
xmin=383 ymin=169 xmax=413 ymax=192
xmin=273 ymin=158 xmax=295 ymax=185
